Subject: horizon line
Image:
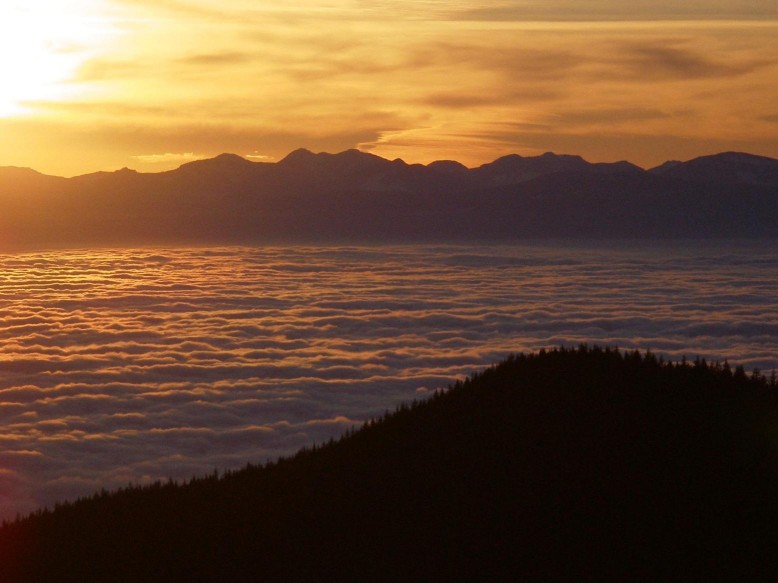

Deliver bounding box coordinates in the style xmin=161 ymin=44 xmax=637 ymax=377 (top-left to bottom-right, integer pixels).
xmin=2 ymin=148 xmax=773 ymax=180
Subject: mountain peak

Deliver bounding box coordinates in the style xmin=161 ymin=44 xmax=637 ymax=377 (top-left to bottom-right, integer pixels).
xmin=591 ymin=160 xmax=645 ymax=175
xmin=490 ymin=153 xmax=524 ymax=165
xmin=213 ymin=152 xmax=249 ymax=163
xmin=701 ymin=151 xmax=774 ymax=163
xmin=0 ymin=165 xmax=45 ymax=176
xmin=205 ymin=153 xmax=254 ymax=168
xmin=649 ymin=151 xmax=778 ymax=187
xmin=0 ymin=166 xmax=64 ymax=192
xmin=277 ymin=148 xmax=391 ymax=174
xmin=176 ymin=153 xmax=254 ymax=175
xmin=278 ymin=148 xmax=317 ymax=165
xmin=427 ymin=160 xmax=468 ymax=174
xmin=474 ymin=151 xmax=592 ymax=185
xmin=540 ymin=151 xmax=585 ymax=162
xmin=332 ymin=148 xmax=389 ymax=164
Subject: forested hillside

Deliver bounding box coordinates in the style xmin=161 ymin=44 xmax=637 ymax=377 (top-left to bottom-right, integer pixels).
xmin=1 ymin=346 xmax=777 ymax=581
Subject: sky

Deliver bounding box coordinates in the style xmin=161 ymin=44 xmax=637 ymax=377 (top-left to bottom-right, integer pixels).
xmin=0 ymin=0 xmax=776 ymax=176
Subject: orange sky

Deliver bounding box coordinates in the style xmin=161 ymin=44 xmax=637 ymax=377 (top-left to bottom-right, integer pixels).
xmin=0 ymin=0 xmax=776 ymax=176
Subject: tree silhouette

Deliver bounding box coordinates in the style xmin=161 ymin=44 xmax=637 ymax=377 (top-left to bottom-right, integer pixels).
xmin=1 ymin=346 xmax=776 ymax=581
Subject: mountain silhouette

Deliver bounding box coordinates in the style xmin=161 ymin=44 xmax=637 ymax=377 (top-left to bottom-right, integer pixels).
xmin=1 ymin=347 xmax=776 ymax=581
xmin=0 ymin=149 xmax=776 ymax=247
xmin=649 ymin=151 xmax=778 ymax=188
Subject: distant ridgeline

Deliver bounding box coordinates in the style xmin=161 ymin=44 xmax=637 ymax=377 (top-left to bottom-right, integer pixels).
xmin=0 ymin=150 xmax=777 ymax=246
xmin=1 ymin=346 xmax=777 ymax=581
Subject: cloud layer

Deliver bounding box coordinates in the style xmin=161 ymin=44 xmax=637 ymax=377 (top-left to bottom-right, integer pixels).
xmin=0 ymin=242 xmax=777 ymax=520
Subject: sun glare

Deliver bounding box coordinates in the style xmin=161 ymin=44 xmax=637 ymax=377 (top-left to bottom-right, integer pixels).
xmin=0 ymin=0 xmax=116 ymax=117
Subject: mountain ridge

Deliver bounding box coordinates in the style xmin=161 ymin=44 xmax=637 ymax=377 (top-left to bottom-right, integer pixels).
xmin=0 ymin=149 xmax=776 ymax=247
xmin=4 ymin=148 xmax=776 ymax=180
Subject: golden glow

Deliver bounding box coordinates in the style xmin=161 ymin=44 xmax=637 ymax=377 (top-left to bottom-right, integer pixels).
xmin=0 ymin=0 xmax=776 ymax=176
xmin=0 ymin=0 xmax=117 ymax=116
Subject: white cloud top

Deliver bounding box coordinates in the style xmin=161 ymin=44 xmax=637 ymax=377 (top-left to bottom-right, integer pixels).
xmin=0 ymin=242 xmax=776 ymax=520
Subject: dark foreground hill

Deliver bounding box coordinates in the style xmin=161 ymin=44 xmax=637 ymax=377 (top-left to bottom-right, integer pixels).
xmin=0 ymin=149 xmax=777 ymax=247
xmin=1 ymin=346 xmax=777 ymax=581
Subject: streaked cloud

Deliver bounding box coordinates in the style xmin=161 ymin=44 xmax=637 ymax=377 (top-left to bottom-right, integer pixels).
xmin=245 ymin=152 xmax=273 ymax=161
xmin=0 ymin=1 xmax=774 ymax=174
xmin=132 ymin=152 xmax=210 ymax=164
xmin=450 ymin=1 xmax=777 ymax=22
xmin=604 ymin=39 xmax=772 ymax=80
xmin=176 ymin=51 xmax=256 ymax=67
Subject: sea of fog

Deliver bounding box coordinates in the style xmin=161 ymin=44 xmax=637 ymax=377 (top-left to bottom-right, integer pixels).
xmin=1 ymin=242 xmax=777 ymax=520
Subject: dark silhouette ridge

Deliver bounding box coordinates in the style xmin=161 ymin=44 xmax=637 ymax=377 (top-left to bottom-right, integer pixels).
xmin=1 ymin=346 xmax=776 ymax=581
xmin=472 ymin=151 xmax=591 ymax=185
xmin=0 ymin=166 xmax=67 ymax=192
xmin=0 ymin=149 xmax=776 ymax=247
xmin=649 ymin=151 xmax=778 ymax=188
xmin=426 ymin=159 xmax=469 ymax=175
xmin=277 ymin=147 xmax=317 ymax=165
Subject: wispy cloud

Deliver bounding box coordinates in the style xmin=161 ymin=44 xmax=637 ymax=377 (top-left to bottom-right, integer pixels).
xmin=447 ymin=0 xmax=778 ymax=21
xmin=604 ymin=39 xmax=773 ymax=80
xmin=132 ymin=152 xmax=210 ymax=164
xmin=1 ymin=1 xmax=777 ymax=174
xmin=175 ymin=51 xmax=256 ymax=67
xmin=245 ymin=152 xmax=274 ymax=160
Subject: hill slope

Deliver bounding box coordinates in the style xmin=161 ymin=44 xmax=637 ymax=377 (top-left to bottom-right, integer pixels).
xmin=1 ymin=346 xmax=776 ymax=581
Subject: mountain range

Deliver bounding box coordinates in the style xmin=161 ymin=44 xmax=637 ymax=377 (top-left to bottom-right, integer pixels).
xmin=1 ymin=149 xmax=776 ymax=247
